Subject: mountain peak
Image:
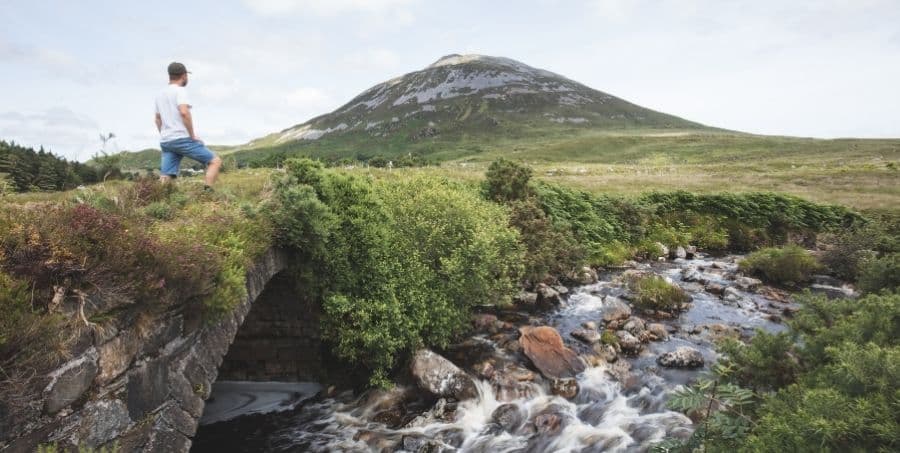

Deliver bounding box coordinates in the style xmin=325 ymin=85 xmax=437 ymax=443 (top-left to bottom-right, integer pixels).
xmin=246 ymin=54 xmax=705 ymax=148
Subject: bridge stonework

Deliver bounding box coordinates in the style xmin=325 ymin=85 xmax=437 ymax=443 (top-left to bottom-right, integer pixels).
xmin=0 ymin=248 xmax=320 ymax=453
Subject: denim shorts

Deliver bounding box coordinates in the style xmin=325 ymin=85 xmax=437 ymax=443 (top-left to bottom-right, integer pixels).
xmin=160 ymin=137 xmax=215 ymax=176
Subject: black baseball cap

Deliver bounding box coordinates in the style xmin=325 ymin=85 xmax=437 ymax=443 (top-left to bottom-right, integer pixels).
xmin=167 ymin=62 xmax=191 ymax=76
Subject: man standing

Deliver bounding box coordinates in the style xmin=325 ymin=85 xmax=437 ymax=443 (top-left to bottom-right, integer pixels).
xmin=154 ymin=62 xmax=222 ymax=188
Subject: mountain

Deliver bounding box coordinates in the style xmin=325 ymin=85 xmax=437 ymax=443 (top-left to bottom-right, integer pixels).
xmin=235 ymin=54 xmax=709 ymax=163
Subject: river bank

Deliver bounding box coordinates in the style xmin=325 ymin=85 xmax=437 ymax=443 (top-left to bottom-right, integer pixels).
xmin=192 ymin=251 xmax=853 ymax=452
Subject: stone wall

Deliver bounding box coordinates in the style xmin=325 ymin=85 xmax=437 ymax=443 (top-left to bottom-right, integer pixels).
xmin=217 ymin=272 xmax=321 ymax=381
xmin=0 ymin=248 xmax=318 ymax=453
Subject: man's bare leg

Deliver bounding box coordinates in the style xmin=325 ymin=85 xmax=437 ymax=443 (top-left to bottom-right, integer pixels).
xmin=205 ymin=156 xmax=223 ymax=187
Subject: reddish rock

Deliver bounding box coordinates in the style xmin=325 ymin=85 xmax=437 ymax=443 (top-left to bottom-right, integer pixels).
xmin=518 ymin=326 xmax=585 ymax=379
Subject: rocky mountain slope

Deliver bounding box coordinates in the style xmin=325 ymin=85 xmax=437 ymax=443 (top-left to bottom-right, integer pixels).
xmin=236 ymin=54 xmax=708 ymax=161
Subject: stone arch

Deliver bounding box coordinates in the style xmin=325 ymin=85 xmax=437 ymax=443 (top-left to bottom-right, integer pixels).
xmin=2 ymin=248 xmax=321 ymax=453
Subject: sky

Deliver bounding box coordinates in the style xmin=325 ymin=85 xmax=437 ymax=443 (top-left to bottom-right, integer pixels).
xmin=1 ymin=0 xmax=899 ymax=162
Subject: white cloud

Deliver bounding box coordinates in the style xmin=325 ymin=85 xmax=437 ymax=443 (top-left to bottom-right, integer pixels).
xmin=242 ymin=0 xmax=416 ymax=16
xmin=0 ymin=108 xmax=102 ymax=161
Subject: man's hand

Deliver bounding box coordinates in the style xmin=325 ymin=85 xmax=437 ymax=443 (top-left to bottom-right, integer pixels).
xmin=192 ymin=137 xmax=204 ymax=145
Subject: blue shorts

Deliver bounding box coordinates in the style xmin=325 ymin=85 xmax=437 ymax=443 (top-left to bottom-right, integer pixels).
xmin=160 ymin=137 xmax=216 ymax=177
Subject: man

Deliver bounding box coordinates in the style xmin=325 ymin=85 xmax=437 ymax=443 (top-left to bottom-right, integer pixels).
xmin=154 ymin=61 xmax=222 ymax=188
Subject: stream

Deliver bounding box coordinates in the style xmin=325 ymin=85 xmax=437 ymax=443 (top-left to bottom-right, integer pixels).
xmin=191 ymin=253 xmax=852 ymax=452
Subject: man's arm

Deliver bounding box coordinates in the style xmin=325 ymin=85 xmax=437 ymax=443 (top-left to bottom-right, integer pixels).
xmin=178 ymin=104 xmax=199 ymax=142
xmin=154 ymin=113 xmax=162 ymax=132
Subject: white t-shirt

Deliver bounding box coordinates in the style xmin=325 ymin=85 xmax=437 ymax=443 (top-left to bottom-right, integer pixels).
xmin=154 ymin=84 xmax=192 ymax=142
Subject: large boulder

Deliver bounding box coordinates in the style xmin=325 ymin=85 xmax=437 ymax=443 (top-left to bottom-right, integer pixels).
xmin=518 ymin=326 xmax=585 ymax=379
xmin=657 ymin=347 xmax=705 ymax=368
xmin=571 ymin=328 xmax=602 ymax=344
xmin=602 ymin=297 xmax=632 ymax=324
xmin=616 ymin=331 xmax=643 ymax=355
xmin=535 ymin=283 xmax=562 ymax=306
xmin=410 ymin=349 xmax=477 ymax=400
xmin=491 ymin=403 xmax=525 ymax=433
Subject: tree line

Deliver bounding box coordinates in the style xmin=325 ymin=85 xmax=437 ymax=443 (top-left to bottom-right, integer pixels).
xmin=0 ymin=140 xmax=124 ymax=193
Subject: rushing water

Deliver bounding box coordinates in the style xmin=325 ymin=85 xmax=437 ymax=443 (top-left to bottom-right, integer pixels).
xmin=193 ymin=254 xmax=843 ymax=452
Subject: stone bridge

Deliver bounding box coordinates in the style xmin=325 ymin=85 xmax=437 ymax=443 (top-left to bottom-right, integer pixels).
xmin=1 ymin=248 xmax=322 ymax=452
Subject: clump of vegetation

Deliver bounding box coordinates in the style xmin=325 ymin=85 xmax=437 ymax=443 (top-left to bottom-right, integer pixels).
xmin=627 ymin=274 xmax=691 ymax=311
xmin=658 ymin=291 xmax=899 ymax=452
xmin=269 ymin=158 xmax=523 ymax=385
xmin=600 ymin=329 xmax=618 ymax=346
xmin=483 ymin=157 xmax=533 ymax=202
xmin=739 ymin=245 xmax=822 ymax=286
xmin=857 ymin=253 xmax=900 ymax=295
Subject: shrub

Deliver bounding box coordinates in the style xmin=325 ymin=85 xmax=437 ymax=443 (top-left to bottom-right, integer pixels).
xmin=143 ymin=201 xmax=174 ymax=220
xmin=717 ymin=332 xmax=800 ymax=391
xmin=507 ymin=197 xmax=584 ymax=284
xmin=739 ymin=245 xmax=822 ymax=286
xmin=820 ymin=215 xmax=898 ymax=282
xmin=627 ymin=274 xmax=691 ymax=311
xmin=857 ymin=253 xmax=900 ymax=294
xmin=483 ymin=158 xmax=533 ymax=202
xmin=271 ymin=159 xmax=524 ymax=384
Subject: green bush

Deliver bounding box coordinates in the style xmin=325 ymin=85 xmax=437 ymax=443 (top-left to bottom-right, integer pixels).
xmin=483 ymin=158 xmax=533 ymax=202
xmin=271 ymin=159 xmax=524 ymax=384
xmin=717 ymin=332 xmax=800 ymax=391
xmin=857 ymin=253 xmax=900 ymax=295
xmin=143 ymin=201 xmax=174 ymax=220
xmin=627 ymin=274 xmax=691 ymax=311
xmin=507 ymin=197 xmax=584 ymax=284
xmin=662 ymin=292 xmax=900 ymax=452
xmin=739 ymin=245 xmax=822 ymax=286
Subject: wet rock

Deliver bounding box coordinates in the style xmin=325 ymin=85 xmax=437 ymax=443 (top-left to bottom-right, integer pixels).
xmin=682 ymin=267 xmax=705 ymax=283
xmin=593 ymin=343 xmax=618 ymax=362
xmin=472 ymin=360 xmax=496 ymax=380
xmin=411 ymin=349 xmax=477 ymax=400
xmin=571 ymin=266 xmax=599 ymax=285
xmin=492 ymin=372 xmax=537 ymax=401
xmin=657 ymin=347 xmax=705 ymax=368
xmin=670 ymin=246 xmax=687 ymax=260
xmin=571 ymin=328 xmax=602 ymax=344
xmin=582 ymin=321 xmax=598 ymax=330
xmin=616 ymin=331 xmax=643 ymax=355
xmin=550 ymin=378 xmax=579 ymax=399
xmin=374 ymin=407 xmax=405 ymax=427
xmin=553 ymin=285 xmax=569 ymax=295
xmin=532 ymin=405 xmax=567 ymax=436
xmin=646 ymin=323 xmax=668 ymax=341
xmin=491 ymin=403 xmax=525 ymax=433
xmin=735 ymin=276 xmax=763 ymax=292
xmin=401 ymin=434 xmax=445 ymax=452
xmin=602 ymin=297 xmax=632 ymax=324
xmin=515 ymin=291 xmax=538 ymax=307
xmin=705 ymin=282 xmax=726 ymax=295
xmin=623 ymin=318 xmax=646 ymax=337
xmin=685 ymin=246 xmax=697 ymax=259
xmin=809 ymin=284 xmax=855 ymax=299
xmin=722 ymin=286 xmax=745 ymax=304
xmin=43 ymin=348 xmax=99 ymax=414
xmin=471 ymin=313 xmax=498 ymax=332
xmin=405 ymin=398 xmax=450 ymax=428
xmin=518 ymin=326 xmax=585 ymax=379
xmin=535 ymin=283 xmax=562 ymax=306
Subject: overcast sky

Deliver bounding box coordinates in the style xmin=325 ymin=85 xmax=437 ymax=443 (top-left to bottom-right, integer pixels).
xmin=2 ymin=0 xmax=899 ymax=161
